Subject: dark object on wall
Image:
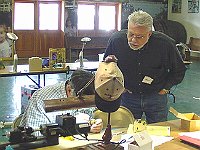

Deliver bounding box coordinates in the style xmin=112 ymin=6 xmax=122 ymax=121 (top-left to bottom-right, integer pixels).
xmin=188 ymin=0 xmax=199 ymax=13
xmin=154 ymin=19 xmax=187 ymax=44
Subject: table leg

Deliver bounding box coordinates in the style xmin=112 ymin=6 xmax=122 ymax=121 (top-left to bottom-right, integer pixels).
xmin=44 ymin=74 xmax=46 ymax=86
xmin=26 ymin=75 xmax=41 ymax=88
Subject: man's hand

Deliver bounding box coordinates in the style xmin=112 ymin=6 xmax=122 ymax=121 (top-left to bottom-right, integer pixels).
xmin=104 ymin=55 xmax=118 ymax=63
xmin=66 ymin=83 xmax=73 ymax=97
xmin=90 ymin=119 xmax=103 ymax=133
xmin=159 ymin=89 xmax=169 ymax=95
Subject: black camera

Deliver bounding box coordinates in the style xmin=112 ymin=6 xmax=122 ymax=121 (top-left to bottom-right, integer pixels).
xmin=55 ymin=113 xmax=90 ymax=137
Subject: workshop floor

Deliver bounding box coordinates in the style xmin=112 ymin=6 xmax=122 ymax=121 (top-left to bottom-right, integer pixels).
xmin=0 ymin=58 xmax=200 ymax=142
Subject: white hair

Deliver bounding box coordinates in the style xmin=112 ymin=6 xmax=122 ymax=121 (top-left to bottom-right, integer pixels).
xmin=128 ymin=10 xmax=153 ymax=31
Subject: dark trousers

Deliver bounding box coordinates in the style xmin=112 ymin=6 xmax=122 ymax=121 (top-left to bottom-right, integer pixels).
xmin=121 ymin=91 xmax=168 ymax=124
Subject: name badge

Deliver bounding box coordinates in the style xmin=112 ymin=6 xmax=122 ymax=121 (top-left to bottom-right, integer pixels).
xmin=142 ymin=76 xmax=153 ymax=84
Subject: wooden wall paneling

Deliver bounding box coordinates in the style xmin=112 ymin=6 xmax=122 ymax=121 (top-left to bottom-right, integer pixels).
xmin=14 ymin=30 xmax=36 ymax=58
xmin=37 ymin=31 xmax=64 ymax=57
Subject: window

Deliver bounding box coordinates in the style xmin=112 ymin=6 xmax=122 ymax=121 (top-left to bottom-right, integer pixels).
xmin=77 ymin=4 xmax=95 ymax=30
xmin=39 ymin=3 xmax=59 ymax=30
xmin=77 ymin=2 xmax=120 ymax=36
xmin=99 ymin=6 xmax=115 ymax=31
xmin=14 ymin=3 xmax=34 ymax=30
xmin=14 ymin=2 xmax=60 ymax=30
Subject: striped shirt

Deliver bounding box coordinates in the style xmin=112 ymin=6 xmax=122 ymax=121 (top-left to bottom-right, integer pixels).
xmin=20 ymin=81 xmax=95 ymax=131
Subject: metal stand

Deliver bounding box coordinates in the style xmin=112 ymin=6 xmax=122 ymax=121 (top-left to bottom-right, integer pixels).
xmin=79 ymin=42 xmax=85 ymax=68
xmin=85 ymin=113 xmax=124 ymax=150
xmin=102 ymin=113 xmax=112 ymax=144
xmin=75 ymin=37 xmax=91 ymax=68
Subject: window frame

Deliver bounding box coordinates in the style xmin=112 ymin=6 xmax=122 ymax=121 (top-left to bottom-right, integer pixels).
xmin=39 ymin=2 xmax=59 ymax=30
xmin=14 ymin=0 xmax=61 ymax=31
xmin=14 ymin=2 xmax=35 ymax=30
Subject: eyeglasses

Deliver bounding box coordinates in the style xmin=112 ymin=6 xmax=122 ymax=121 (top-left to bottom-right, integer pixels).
xmin=127 ymin=32 xmax=147 ymax=40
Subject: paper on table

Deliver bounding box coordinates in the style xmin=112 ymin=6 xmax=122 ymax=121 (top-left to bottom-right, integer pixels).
xmin=119 ymin=134 xmax=173 ymax=150
xmin=150 ymin=135 xmax=174 ymax=149
xmin=120 ymin=134 xmax=135 ymax=150
xmin=146 ymin=125 xmax=170 ymax=136
xmin=179 ymin=131 xmax=200 ymax=139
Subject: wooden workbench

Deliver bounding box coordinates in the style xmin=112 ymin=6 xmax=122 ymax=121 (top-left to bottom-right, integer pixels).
xmin=37 ymin=119 xmax=199 ymax=150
